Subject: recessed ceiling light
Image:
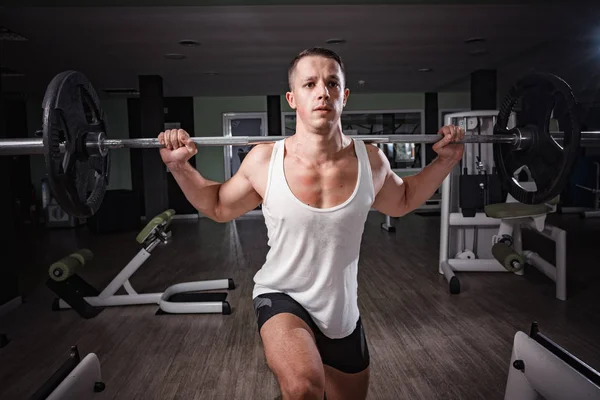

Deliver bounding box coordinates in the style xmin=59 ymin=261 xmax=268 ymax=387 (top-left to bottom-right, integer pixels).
xmin=164 ymin=53 xmax=186 ymax=60
xmin=464 ymin=37 xmax=486 ymax=44
xmin=325 ymin=38 xmax=346 ymax=45
xmin=418 ymin=68 xmax=433 ymax=72
xmin=179 ymin=39 xmax=200 ymax=47
xmin=203 ymin=71 xmax=219 ymax=76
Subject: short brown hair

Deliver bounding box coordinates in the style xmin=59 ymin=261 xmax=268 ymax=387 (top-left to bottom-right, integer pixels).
xmin=288 ymin=47 xmax=345 ymax=88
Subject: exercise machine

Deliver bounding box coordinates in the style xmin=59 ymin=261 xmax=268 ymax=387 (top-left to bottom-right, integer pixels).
xmin=438 ymin=111 xmax=567 ymax=300
xmin=47 ymin=209 xmax=235 ymax=318
xmin=504 ymin=322 xmax=600 ymax=399
xmin=30 ymin=346 xmax=104 ymax=400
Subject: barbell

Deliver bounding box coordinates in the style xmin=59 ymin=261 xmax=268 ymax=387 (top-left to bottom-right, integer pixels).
xmin=0 ymin=70 xmax=596 ymax=218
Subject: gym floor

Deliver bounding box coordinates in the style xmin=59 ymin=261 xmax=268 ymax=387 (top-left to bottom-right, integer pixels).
xmin=0 ymin=212 xmax=599 ymax=400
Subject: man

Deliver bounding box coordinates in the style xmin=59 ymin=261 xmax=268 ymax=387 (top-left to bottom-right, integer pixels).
xmin=158 ymin=47 xmax=464 ymax=400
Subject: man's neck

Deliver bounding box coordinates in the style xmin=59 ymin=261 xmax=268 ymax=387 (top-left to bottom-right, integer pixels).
xmin=288 ymin=125 xmax=351 ymax=163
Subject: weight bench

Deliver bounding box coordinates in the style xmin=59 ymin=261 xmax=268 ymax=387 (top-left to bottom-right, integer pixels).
xmin=47 ymin=209 xmax=235 ymax=318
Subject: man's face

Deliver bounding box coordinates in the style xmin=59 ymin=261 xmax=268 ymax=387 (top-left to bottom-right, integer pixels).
xmin=286 ymin=55 xmax=350 ymax=132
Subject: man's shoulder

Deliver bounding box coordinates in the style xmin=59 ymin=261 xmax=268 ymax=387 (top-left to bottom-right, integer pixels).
xmin=360 ymin=142 xmax=388 ymax=172
xmin=239 ymin=143 xmax=276 ymax=178
xmin=246 ymin=143 xmax=276 ymax=163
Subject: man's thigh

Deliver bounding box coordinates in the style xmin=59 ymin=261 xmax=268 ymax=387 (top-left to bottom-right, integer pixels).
xmin=316 ymin=318 xmax=370 ymax=400
xmin=254 ymin=293 xmax=325 ymax=391
xmin=253 ymin=293 xmax=370 ymax=400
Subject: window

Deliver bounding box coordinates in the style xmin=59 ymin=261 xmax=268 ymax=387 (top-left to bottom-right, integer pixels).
xmin=282 ymin=110 xmax=424 ymax=169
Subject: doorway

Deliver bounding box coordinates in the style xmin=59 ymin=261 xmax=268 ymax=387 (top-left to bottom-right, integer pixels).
xmin=222 ymin=113 xmax=267 ymax=214
xmin=222 ymin=113 xmax=267 ymax=179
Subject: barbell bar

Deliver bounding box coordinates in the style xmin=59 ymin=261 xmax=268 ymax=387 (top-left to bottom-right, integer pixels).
xmin=0 ymin=133 xmax=522 ymax=156
xmin=0 ymin=70 xmax=589 ymax=217
xmin=94 ymin=131 xmax=600 ymax=148
xmin=2 ymin=131 xmax=600 ymax=157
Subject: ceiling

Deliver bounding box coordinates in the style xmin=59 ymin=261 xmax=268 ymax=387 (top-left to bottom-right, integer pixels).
xmin=2 ymin=4 xmax=600 ymax=103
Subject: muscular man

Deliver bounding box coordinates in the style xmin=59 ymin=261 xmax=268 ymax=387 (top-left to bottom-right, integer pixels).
xmin=158 ymin=47 xmax=464 ymax=400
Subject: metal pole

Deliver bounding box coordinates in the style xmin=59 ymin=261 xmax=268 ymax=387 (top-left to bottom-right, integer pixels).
xmin=0 ymin=138 xmax=45 ymax=155
xmin=551 ymin=131 xmax=600 ymax=146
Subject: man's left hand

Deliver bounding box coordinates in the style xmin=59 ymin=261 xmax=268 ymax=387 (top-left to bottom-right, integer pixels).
xmin=433 ymin=125 xmax=465 ymax=163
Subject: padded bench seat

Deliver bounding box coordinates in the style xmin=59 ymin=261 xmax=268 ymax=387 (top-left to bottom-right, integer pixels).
xmin=484 ymin=203 xmax=552 ymax=219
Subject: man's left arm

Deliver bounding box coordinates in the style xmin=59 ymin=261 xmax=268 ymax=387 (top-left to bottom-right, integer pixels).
xmin=370 ymin=125 xmax=465 ymax=217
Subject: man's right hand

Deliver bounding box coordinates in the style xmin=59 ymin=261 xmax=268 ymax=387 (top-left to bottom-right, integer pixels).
xmin=158 ymin=129 xmax=198 ymax=166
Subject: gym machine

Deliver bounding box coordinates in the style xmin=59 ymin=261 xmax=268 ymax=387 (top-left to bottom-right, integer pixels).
xmin=29 ymin=346 xmax=105 ymax=400
xmin=438 ymin=110 xmax=568 ymax=300
xmin=504 ymin=322 xmax=600 ymax=399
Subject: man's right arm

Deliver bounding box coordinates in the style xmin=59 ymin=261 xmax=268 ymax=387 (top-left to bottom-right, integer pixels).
xmin=159 ymin=129 xmax=265 ymax=223
xmin=168 ymin=155 xmax=262 ymax=223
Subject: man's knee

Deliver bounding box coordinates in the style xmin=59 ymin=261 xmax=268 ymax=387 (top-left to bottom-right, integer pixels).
xmin=279 ymin=369 xmax=325 ymax=400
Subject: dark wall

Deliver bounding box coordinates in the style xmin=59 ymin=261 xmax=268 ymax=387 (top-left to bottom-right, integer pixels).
xmin=0 ymin=97 xmax=29 ymax=307
xmin=6 ymin=100 xmax=33 ymax=224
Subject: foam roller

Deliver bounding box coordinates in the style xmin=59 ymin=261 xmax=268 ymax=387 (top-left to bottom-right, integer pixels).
xmin=492 ymin=242 xmax=524 ymax=272
xmin=48 ymin=249 xmax=94 ymax=282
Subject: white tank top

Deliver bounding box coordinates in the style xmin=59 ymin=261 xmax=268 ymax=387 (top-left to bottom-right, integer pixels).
xmin=252 ymin=138 xmax=375 ymax=339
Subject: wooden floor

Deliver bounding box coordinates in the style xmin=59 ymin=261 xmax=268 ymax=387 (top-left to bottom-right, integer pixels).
xmin=1 ymin=211 xmax=599 ymax=400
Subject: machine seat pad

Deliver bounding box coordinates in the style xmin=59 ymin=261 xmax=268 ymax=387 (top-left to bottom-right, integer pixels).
xmin=484 ymin=203 xmax=550 ymax=219
xmin=136 ymin=209 xmax=176 ymax=244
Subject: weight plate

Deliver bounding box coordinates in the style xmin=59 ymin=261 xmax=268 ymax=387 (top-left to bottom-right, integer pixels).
xmin=494 ymin=72 xmax=580 ymax=205
xmin=42 ymin=71 xmax=110 ymax=218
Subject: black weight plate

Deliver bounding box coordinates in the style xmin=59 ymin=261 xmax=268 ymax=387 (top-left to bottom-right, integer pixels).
xmin=42 ymin=71 xmax=110 ymax=218
xmin=494 ymin=72 xmax=580 ymax=205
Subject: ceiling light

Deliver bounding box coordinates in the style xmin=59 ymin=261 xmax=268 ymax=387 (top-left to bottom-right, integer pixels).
xmin=179 ymin=39 xmax=200 ymax=47
xmin=325 ymin=38 xmax=346 ymax=45
xmin=418 ymin=68 xmax=433 ymax=72
xmin=464 ymin=37 xmax=488 ymax=56
xmin=203 ymin=71 xmax=219 ymax=76
xmin=464 ymin=37 xmax=486 ymax=44
xmin=164 ymin=53 xmax=186 ymax=60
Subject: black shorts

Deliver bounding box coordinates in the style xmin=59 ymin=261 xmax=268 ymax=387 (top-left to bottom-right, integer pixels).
xmin=253 ymin=292 xmax=370 ymax=374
